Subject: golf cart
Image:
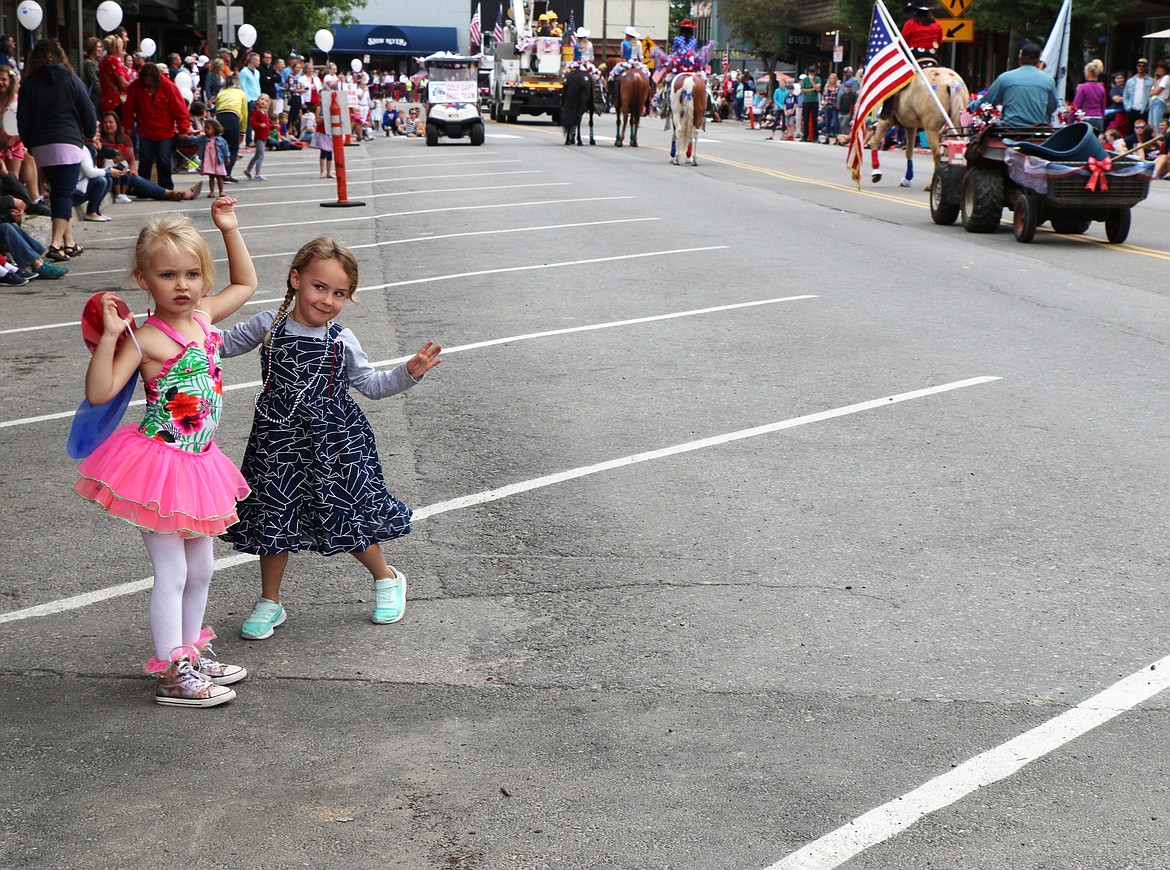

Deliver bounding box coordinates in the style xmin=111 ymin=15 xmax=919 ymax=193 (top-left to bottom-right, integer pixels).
xmin=422 ymin=53 xmax=485 ymax=146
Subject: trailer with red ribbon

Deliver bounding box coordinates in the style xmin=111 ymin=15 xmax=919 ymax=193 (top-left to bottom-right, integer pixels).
xmin=929 ymin=121 xmax=1154 ymax=244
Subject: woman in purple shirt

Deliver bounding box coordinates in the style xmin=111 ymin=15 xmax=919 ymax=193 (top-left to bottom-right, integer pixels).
xmin=1072 ymin=61 xmax=1107 ymax=131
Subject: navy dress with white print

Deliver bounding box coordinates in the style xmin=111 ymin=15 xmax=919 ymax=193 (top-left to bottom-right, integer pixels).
xmin=219 ymin=310 xmax=415 ymax=556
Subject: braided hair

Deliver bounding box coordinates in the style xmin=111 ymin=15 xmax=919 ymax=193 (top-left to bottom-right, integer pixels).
xmin=264 ymin=236 xmax=360 ymax=345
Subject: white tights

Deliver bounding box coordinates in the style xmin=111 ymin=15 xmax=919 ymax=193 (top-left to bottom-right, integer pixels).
xmin=141 ymin=532 xmax=214 ymax=660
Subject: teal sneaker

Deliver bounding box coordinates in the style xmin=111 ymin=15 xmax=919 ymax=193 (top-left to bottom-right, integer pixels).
xmin=241 ymin=598 xmax=286 ymax=640
xmin=372 ymin=570 xmax=406 ymax=624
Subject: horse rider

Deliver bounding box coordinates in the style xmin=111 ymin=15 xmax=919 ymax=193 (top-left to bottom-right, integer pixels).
xmin=574 ymin=28 xmax=595 ymax=64
xmin=879 ymin=2 xmax=942 ymax=122
xmin=901 ymin=3 xmax=942 ymax=69
xmin=671 ymin=19 xmax=700 ymax=65
xmin=969 ymin=41 xmax=1057 ymax=127
xmin=622 ymin=27 xmax=641 ymax=62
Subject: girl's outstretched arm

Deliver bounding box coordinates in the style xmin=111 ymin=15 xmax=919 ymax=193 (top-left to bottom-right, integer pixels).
xmin=84 ymin=293 xmax=142 ymax=404
xmin=201 ymin=195 xmax=259 ymax=323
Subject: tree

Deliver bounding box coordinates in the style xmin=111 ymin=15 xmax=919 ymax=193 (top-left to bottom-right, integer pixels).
xmin=832 ymin=0 xmax=875 ymax=43
xmin=721 ymin=0 xmax=795 ymax=82
xmin=235 ymin=0 xmax=367 ymax=57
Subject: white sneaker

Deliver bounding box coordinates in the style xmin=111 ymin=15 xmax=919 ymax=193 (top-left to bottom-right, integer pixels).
xmin=114 ymin=194 xmax=132 ymax=204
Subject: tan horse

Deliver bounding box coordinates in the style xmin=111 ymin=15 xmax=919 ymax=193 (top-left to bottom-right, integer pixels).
xmin=867 ymin=67 xmax=969 ymax=188
xmin=670 ymin=73 xmax=707 ymax=166
xmin=612 ymin=67 xmax=651 ymax=147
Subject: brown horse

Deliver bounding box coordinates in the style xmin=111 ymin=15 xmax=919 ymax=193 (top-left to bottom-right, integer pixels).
xmin=612 ymin=66 xmax=651 ymax=147
xmin=670 ymin=73 xmax=707 ymax=165
xmin=867 ymin=67 xmax=969 ymax=188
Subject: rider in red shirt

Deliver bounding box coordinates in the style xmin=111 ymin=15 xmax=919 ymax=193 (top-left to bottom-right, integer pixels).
xmin=902 ymin=4 xmax=942 ymax=67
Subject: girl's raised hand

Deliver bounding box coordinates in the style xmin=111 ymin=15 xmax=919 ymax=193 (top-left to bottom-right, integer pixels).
xmin=210 ymin=195 xmax=239 ymax=232
xmin=406 ymin=341 xmax=442 ymax=380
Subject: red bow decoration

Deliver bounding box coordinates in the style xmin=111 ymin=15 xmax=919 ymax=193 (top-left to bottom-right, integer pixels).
xmin=1085 ymin=156 xmax=1112 ymax=192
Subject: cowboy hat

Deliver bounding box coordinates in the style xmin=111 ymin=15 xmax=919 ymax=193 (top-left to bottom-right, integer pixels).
xmin=679 ymin=18 xmax=696 ymax=28
xmin=575 ymin=27 xmax=590 ymax=38
xmin=624 ymin=26 xmax=641 ymax=38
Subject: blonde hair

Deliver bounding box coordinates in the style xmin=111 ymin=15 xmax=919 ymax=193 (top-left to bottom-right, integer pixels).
xmin=265 ymin=237 xmax=360 ymax=344
xmin=133 ymin=214 xmax=216 ymax=295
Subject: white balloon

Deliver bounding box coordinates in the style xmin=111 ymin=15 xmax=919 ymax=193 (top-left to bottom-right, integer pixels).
xmin=138 ymin=37 xmax=156 ymax=57
xmin=175 ymin=69 xmax=193 ymax=91
xmin=16 ymin=0 xmax=42 ymax=31
xmin=237 ymin=23 xmax=257 ymax=48
xmin=351 ymin=58 xmax=362 ymax=72
xmin=314 ymin=28 xmax=334 ymax=54
xmin=178 ymin=86 xmax=193 ymax=104
xmin=2 ymin=112 xmax=17 ymax=137
xmin=95 ymin=0 xmax=122 ymax=32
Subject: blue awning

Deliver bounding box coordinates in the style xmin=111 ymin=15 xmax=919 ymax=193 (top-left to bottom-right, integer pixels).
xmin=327 ymin=24 xmax=458 ymax=56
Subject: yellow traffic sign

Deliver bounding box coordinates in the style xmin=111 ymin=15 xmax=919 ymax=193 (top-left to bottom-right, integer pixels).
xmin=942 ymin=18 xmax=975 ymax=42
xmin=939 ymin=0 xmax=975 ymax=17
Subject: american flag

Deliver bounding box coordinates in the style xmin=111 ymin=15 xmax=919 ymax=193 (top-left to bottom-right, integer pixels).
xmin=722 ymin=49 xmax=730 ymax=72
xmin=846 ymin=0 xmax=917 ymax=185
xmin=568 ymin=10 xmax=577 ymax=46
xmin=492 ymin=7 xmax=505 ymax=43
xmin=469 ymin=3 xmax=482 ymax=47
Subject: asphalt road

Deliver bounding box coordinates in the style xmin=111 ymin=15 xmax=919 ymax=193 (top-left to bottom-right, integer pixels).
xmin=3 ymin=112 xmax=1170 ymax=869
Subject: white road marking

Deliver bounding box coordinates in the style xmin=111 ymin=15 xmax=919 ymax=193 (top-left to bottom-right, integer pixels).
xmin=768 ymin=654 xmax=1170 ymax=869
xmin=485 ymin=133 xmax=523 ymax=139
xmin=57 ymin=217 xmax=662 ymax=283
xmin=95 ymin=195 xmax=636 ymax=243
xmin=227 ymin=178 xmax=562 ymax=210
xmin=0 ymin=276 xmax=771 ymax=433
xmin=0 ymin=374 xmax=993 ymax=624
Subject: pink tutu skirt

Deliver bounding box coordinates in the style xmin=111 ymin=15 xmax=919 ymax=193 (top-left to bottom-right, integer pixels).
xmin=74 ymin=424 xmax=250 ymax=538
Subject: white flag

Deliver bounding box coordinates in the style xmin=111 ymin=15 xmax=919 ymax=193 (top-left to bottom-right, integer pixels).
xmin=1040 ymin=0 xmax=1072 ymax=105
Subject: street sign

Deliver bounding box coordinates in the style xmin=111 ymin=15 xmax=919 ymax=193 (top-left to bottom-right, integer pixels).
xmin=939 ymin=0 xmax=975 ymax=16
xmin=943 ymin=19 xmax=975 ymax=42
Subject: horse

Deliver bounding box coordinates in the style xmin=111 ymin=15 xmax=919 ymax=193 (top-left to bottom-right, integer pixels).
xmin=611 ymin=66 xmax=651 ymax=147
xmin=867 ymin=67 xmax=969 ymax=188
xmin=561 ymin=69 xmax=597 ymax=146
xmin=669 ymin=73 xmax=707 ymax=166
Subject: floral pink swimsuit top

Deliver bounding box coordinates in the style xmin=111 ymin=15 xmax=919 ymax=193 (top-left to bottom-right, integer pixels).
xmin=139 ymin=314 xmax=224 ymax=454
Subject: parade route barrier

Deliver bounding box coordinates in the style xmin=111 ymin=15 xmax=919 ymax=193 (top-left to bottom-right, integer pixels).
xmin=321 ymin=90 xmax=366 ymax=208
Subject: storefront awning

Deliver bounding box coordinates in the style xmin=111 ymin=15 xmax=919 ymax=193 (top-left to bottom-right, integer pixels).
xmin=327 ymin=24 xmax=458 ymax=56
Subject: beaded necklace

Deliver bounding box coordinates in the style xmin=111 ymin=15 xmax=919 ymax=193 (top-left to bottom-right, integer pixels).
xmin=253 ymin=310 xmax=338 ymax=424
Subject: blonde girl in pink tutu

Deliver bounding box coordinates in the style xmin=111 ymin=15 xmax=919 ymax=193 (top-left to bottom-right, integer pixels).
xmin=75 ymin=196 xmax=258 ymax=708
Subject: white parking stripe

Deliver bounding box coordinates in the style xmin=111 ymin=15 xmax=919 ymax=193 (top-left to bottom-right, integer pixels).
xmin=769 ymin=655 xmax=1170 ymax=869
xmin=96 ymin=195 xmax=635 ymax=242
xmin=59 ymin=217 xmax=661 ymax=282
xmin=0 ymin=374 xmax=994 ymax=624
xmin=1 ymin=285 xmax=779 ymax=432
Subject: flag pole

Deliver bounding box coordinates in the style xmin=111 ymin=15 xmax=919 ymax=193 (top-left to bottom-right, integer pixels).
xmin=874 ymin=0 xmax=958 ymax=132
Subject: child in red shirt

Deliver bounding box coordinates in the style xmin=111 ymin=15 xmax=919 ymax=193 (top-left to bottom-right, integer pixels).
xmin=244 ymin=95 xmax=272 ymax=181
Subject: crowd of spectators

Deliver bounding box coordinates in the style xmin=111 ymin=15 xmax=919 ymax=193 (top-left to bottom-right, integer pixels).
xmin=0 ymin=29 xmax=426 ymax=289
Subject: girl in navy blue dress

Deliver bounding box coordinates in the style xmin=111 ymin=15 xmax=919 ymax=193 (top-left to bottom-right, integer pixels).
xmin=220 ymin=237 xmax=442 ymax=639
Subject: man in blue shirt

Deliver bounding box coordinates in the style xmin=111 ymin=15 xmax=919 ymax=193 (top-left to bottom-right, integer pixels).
xmin=972 ymin=42 xmax=1057 ymax=126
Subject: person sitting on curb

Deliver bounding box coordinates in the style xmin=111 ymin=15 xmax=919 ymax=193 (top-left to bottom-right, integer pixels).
xmin=402 ymin=106 xmax=423 ymax=137
xmin=382 ymin=101 xmax=404 ymax=135
xmin=0 ymin=194 xmax=68 ymax=278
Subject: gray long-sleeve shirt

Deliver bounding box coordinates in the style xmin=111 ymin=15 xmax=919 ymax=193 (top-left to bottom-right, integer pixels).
xmin=218 ymin=309 xmax=420 ymax=400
